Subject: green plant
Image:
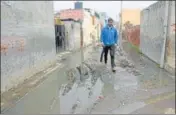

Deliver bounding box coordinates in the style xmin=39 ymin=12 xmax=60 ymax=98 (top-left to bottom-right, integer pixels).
xmin=156 ymin=63 xmax=160 ymax=68
xmin=128 ymin=42 xmax=141 ymax=54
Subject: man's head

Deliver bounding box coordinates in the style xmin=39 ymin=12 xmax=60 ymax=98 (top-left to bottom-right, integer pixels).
xmin=108 ymin=18 xmax=113 ymax=27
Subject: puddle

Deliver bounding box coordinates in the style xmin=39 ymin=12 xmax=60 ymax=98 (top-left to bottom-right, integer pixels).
xmin=59 ymin=73 xmax=104 ymax=114
xmin=58 ymin=46 xmax=175 ymax=114
xmin=58 ymin=51 xmax=117 ymax=114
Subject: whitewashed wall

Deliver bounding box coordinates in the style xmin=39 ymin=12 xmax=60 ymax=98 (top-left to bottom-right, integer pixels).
xmin=63 ymin=21 xmax=81 ymax=51
xmin=140 ymin=1 xmax=175 ymax=74
xmin=82 ymin=11 xmax=93 ymax=46
xmin=1 ymin=1 xmax=56 ymax=92
xmin=165 ymin=1 xmax=175 ymax=74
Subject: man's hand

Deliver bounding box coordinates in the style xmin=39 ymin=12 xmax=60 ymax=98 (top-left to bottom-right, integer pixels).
xmin=114 ymin=43 xmax=118 ymax=47
xmin=96 ymin=42 xmax=104 ymax=47
xmin=101 ymin=42 xmax=104 ymax=47
xmin=115 ymin=43 xmax=119 ymax=49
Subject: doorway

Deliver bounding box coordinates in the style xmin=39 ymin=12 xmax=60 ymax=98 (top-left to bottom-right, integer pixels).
xmin=55 ymin=24 xmax=66 ymax=54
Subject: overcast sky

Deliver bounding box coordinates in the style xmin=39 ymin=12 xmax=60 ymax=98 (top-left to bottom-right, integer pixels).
xmin=54 ymin=1 xmax=157 ymax=21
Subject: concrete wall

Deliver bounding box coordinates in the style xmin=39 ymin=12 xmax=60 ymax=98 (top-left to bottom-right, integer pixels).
xmin=82 ymin=10 xmax=93 ymax=46
xmin=1 ymin=1 xmax=56 ymax=92
xmin=63 ymin=21 xmax=81 ymax=51
xmin=140 ymin=1 xmax=175 ymax=74
xmin=140 ymin=1 xmax=166 ymax=64
xmin=165 ymin=1 xmax=175 ymax=74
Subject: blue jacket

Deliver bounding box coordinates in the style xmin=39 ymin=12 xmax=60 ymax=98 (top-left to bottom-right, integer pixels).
xmin=101 ymin=25 xmax=118 ymax=46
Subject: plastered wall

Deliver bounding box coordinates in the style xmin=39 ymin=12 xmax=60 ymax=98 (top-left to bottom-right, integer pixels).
xmin=140 ymin=1 xmax=175 ymax=74
xmin=1 ymin=1 xmax=56 ymax=92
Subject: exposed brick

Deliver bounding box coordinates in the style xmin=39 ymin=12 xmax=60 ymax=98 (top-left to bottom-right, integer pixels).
xmin=1 ymin=1 xmax=56 ymax=92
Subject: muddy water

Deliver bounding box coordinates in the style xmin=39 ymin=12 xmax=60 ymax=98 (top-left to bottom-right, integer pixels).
xmin=58 ymin=52 xmax=109 ymax=114
xmin=59 ymin=77 xmax=104 ymax=114
xmin=3 ymin=46 xmax=112 ymax=114
xmin=58 ymin=45 xmax=175 ymax=114
xmin=55 ymin=47 xmax=119 ymax=114
xmin=57 ymin=46 xmax=138 ymax=114
xmin=3 ymin=45 xmax=175 ymax=114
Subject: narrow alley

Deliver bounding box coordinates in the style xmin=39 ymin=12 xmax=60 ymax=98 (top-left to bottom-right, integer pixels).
xmin=1 ymin=1 xmax=175 ymax=114
xmin=2 ymin=43 xmax=175 ymax=114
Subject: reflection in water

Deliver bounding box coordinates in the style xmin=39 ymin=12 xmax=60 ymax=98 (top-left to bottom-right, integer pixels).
xmin=59 ymin=76 xmax=104 ymax=114
xmin=57 ymin=47 xmax=107 ymax=114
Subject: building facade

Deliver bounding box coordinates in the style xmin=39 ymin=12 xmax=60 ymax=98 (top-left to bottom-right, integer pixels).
xmin=58 ymin=9 xmax=101 ymax=47
xmin=121 ymin=9 xmax=141 ymax=28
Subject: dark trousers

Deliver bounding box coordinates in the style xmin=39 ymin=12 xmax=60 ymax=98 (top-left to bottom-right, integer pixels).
xmin=100 ymin=47 xmax=104 ymax=62
xmin=104 ymin=45 xmax=116 ymax=68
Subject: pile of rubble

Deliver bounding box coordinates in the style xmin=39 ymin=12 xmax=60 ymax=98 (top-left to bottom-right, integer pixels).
xmin=116 ymin=47 xmax=141 ymax=76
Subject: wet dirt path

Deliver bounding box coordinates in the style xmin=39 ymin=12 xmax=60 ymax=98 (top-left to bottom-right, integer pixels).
xmin=90 ymin=41 xmax=175 ymax=114
xmin=2 ymin=44 xmax=175 ymax=114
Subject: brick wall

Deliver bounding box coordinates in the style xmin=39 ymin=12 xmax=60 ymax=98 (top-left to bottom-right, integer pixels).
xmin=121 ymin=9 xmax=141 ymax=48
xmin=123 ymin=22 xmax=140 ymax=47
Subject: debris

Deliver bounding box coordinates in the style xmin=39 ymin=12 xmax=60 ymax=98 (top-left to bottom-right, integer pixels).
xmin=98 ymin=95 xmax=104 ymax=100
xmin=164 ymin=108 xmax=175 ymax=114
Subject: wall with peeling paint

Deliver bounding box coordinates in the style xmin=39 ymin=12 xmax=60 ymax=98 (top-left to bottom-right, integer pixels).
xmin=165 ymin=1 xmax=175 ymax=74
xmin=140 ymin=1 xmax=175 ymax=74
xmin=1 ymin=1 xmax=56 ymax=92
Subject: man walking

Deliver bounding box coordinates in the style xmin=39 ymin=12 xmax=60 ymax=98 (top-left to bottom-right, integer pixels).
xmin=100 ymin=18 xmax=118 ymax=72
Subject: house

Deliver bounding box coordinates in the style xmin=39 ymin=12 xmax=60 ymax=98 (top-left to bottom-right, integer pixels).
xmin=60 ymin=18 xmax=81 ymax=51
xmin=120 ymin=8 xmax=141 ymax=28
xmin=56 ymin=8 xmax=101 ymax=46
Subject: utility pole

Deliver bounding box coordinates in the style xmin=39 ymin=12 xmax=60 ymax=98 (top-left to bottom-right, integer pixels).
xmin=119 ymin=1 xmax=123 ymax=48
xmin=160 ymin=1 xmax=169 ymax=68
xmin=80 ymin=19 xmax=84 ymax=76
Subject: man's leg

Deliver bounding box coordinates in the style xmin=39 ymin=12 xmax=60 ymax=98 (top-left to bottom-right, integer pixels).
xmin=104 ymin=46 xmax=109 ymax=64
xmin=100 ymin=47 xmax=104 ymax=62
xmin=110 ymin=45 xmax=116 ymax=69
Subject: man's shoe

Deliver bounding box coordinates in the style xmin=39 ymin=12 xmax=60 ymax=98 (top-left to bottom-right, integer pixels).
xmin=104 ymin=63 xmax=108 ymax=68
xmin=112 ymin=67 xmax=116 ymax=72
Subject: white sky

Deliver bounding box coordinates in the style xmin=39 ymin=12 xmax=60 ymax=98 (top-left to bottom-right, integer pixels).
xmin=54 ymin=1 xmax=157 ymax=21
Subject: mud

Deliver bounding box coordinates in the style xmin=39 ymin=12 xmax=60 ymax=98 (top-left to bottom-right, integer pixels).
xmin=2 ymin=44 xmax=175 ymax=114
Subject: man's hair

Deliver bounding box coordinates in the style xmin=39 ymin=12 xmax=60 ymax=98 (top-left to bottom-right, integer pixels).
xmin=108 ymin=18 xmax=113 ymax=22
